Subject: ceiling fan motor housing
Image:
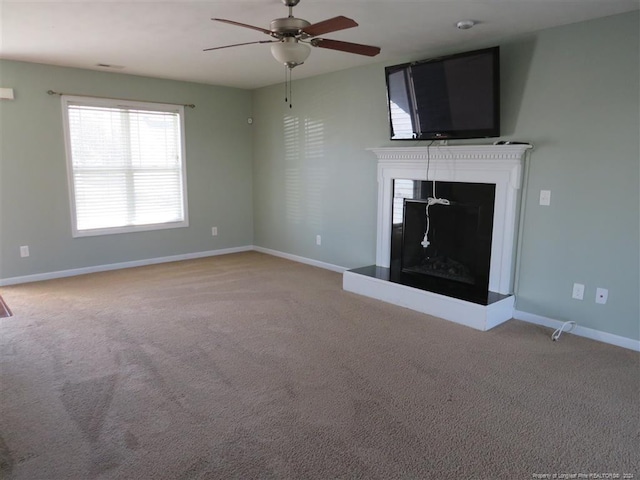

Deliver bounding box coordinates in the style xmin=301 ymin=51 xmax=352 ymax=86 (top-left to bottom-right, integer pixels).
xmin=270 ymin=17 xmax=310 ymax=37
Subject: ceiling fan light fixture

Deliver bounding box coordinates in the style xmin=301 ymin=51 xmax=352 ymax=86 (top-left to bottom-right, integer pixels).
xmin=271 ymin=38 xmax=311 ymax=68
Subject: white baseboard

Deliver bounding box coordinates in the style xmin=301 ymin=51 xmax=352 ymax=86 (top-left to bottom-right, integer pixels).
xmin=513 ymin=310 xmax=640 ymax=352
xmin=252 ymin=246 xmax=347 ymax=273
xmin=0 ymin=246 xmax=253 ymax=286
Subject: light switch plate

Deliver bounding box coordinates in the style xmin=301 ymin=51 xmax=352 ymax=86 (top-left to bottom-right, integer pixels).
xmin=539 ymin=190 xmax=551 ymax=206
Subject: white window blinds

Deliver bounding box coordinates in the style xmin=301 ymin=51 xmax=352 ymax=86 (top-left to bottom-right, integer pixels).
xmin=62 ymin=96 xmax=188 ymax=237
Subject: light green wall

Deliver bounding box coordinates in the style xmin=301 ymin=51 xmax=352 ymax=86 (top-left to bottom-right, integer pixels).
xmin=252 ymin=12 xmax=640 ymax=340
xmin=0 ymin=61 xmax=254 ymax=279
xmin=252 ymin=63 xmax=387 ymax=268
xmin=506 ymin=13 xmax=639 ymax=340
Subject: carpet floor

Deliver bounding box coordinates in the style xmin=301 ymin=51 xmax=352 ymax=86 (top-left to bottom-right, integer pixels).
xmin=0 ymin=252 xmax=638 ymax=479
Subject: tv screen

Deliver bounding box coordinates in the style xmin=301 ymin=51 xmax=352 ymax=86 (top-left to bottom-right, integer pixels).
xmin=385 ymin=46 xmax=500 ymax=140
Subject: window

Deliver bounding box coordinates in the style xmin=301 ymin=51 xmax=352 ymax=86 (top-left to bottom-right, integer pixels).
xmin=62 ymin=95 xmax=188 ymax=237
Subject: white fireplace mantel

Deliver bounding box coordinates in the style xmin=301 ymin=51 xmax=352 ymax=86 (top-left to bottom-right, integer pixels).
xmin=343 ymin=144 xmax=532 ymax=332
xmin=371 ymin=144 xmax=531 ymax=294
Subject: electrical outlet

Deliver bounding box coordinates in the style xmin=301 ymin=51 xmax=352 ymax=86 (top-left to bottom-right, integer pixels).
xmin=316 ymin=235 xmax=321 ymax=246
xmin=539 ymin=190 xmax=551 ymax=206
xmin=595 ymin=288 xmax=608 ymax=304
xmin=211 ymin=227 xmax=218 ymax=237
xmin=572 ymin=283 xmax=584 ymax=300
xmin=20 ymin=245 xmax=30 ymax=258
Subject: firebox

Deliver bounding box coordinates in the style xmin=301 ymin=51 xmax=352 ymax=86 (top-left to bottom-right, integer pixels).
xmin=390 ymin=179 xmax=496 ymax=303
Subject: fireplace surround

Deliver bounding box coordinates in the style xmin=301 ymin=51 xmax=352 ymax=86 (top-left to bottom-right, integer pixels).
xmin=343 ymin=144 xmax=531 ymax=331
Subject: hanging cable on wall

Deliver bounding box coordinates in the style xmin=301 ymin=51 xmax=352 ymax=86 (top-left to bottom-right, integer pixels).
xmin=421 ymin=140 xmax=451 ymax=250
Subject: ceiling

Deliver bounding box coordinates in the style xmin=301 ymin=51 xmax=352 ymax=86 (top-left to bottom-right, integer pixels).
xmin=1 ymin=0 xmax=638 ymax=90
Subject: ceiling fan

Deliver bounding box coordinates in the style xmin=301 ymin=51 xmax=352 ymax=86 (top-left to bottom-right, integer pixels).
xmin=204 ymin=0 xmax=381 ymax=69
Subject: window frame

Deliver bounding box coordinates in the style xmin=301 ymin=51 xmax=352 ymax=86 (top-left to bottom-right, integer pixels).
xmin=61 ymin=95 xmax=189 ymax=238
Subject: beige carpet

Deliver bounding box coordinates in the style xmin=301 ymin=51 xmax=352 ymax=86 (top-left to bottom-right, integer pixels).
xmin=0 ymin=251 xmax=638 ymax=479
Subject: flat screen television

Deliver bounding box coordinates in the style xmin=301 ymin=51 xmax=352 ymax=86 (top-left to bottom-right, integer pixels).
xmin=385 ymin=46 xmax=500 ymax=140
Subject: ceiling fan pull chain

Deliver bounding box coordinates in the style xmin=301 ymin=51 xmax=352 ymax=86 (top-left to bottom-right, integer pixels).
xmin=289 ymin=68 xmax=293 ymax=108
xmin=284 ymin=65 xmax=288 ymax=104
xmin=283 ymin=65 xmax=292 ymax=108
xmin=283 ymin=66 xmax=292 ymax=108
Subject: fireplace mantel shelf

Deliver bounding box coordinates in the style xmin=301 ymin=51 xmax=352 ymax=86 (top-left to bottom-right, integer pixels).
xmin=370 ymin=145 xmax=532 ymax=190
xmin=368 ymin=144 xmax=532 ymax=160
xmin=343 ymin=144 xmax=532 ymax=332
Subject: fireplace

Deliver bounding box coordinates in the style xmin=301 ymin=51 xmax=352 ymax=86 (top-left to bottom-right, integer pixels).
xmin=343 ymin=145 xmax=531 ymax=331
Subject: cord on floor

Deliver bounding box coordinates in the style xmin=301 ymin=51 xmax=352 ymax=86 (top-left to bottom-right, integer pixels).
xmin=552 ymin=321 xmax=577 ymax=341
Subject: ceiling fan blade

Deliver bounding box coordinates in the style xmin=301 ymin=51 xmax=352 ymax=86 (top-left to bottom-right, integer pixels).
xmin=311 ymin=38 xmax=381 ymax=57
xmin=203 ymin=40 xmax=276 ymax=52
xmin=212 ymin=18 xmax=272 ymax=36
xmin=302 ymin=16 xmax=358 ymax=37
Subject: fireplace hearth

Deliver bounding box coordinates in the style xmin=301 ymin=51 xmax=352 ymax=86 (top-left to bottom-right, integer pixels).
xmin=343 ymin=144 xmax=531 ymax=331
